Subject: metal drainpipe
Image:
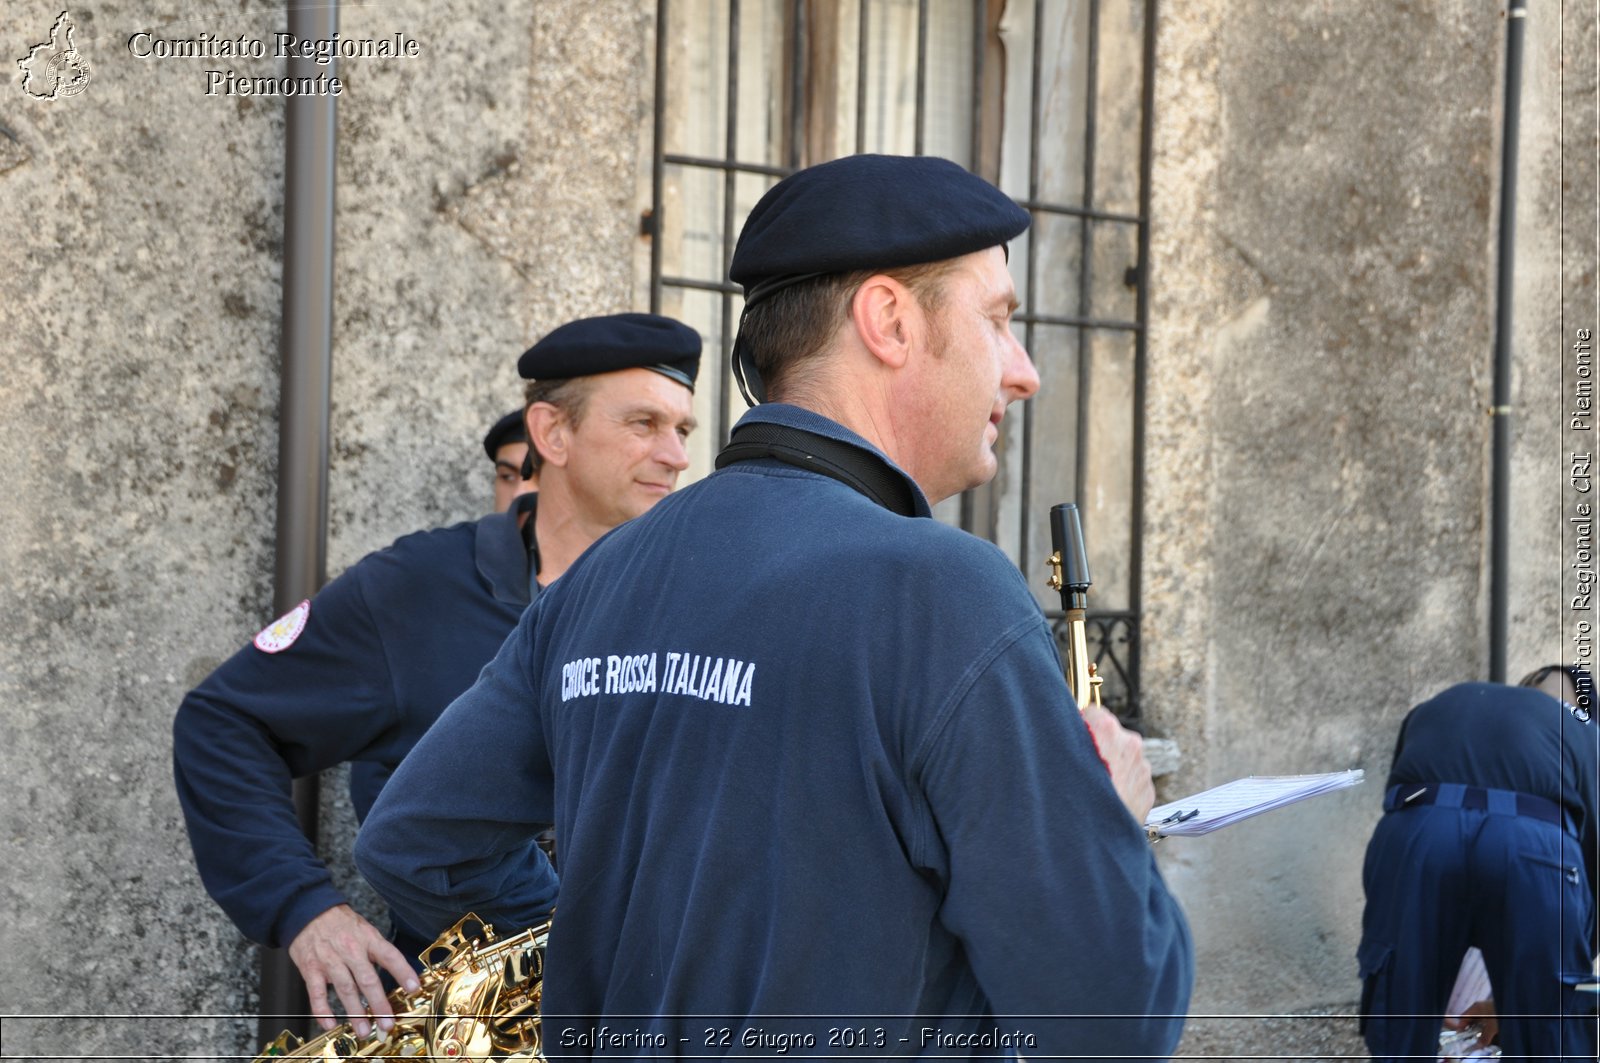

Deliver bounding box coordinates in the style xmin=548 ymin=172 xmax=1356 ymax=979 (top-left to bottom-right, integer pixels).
xmin=260 ymin=0 xmax=339 ymax=1044
xmin=1489 ymin=0 xmax=1525 ymax=682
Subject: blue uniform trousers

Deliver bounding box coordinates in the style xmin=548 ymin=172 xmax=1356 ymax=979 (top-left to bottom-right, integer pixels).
xmin=1359 ymin=786 xmax=1597 ymax=1062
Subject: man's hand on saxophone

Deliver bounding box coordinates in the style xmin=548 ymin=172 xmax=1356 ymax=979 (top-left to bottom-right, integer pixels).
xmin=1083 ymin=704 xmax=1156 ymax=823
xmin=286 ymin=904 xmax=421 ymax=1036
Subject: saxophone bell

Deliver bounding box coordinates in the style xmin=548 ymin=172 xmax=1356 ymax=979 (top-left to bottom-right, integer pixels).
xmin=251 ymin=913 xmax=551 ymax=1061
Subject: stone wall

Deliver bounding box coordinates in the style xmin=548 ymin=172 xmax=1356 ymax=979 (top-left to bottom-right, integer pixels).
xmin=1145 ymin=1 xmax=1593 ymax=1055
xmin=0 ymin=2 xmax=651 ymax=1057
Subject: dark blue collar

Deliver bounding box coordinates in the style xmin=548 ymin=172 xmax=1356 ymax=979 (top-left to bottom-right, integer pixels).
xmin=724 ymin=404 xmax=931 ymax=518
xmin=475 ymin=492 xmax=539 ymax=606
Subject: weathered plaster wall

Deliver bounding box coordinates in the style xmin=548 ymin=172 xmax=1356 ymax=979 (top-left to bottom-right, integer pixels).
xmin=1146 ymin=1 xmax=1592 ymax=1056
xmin=0 ymin=1 xmax=651 ymax=1057
xmin=1509 ymin=1 xmax=1599 ymax=677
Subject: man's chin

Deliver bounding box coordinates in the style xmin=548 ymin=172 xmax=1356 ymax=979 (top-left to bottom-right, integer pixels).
xmin=629 ymin=486 xmax=673 ymax=515
xmin=925 ymin=461 xmax=998 ymax=507
xmin=972 ymin=453 xmax=999 ymax=488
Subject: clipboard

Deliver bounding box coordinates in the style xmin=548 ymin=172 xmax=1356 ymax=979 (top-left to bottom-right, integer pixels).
xmin=1145 ymin=769 xmax=1365 ymax=840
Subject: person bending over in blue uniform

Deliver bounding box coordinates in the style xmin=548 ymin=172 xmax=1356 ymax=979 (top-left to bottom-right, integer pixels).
xmin=356 ymin=155 xmax=1193 ymax=1059
xmin=484 ymin=407 xmax=533 ymax=513
xmin=173 ymin=314 xmax=700 ymax=1037
xmin=1358 ymin=676 xmax=1598 ymax=1063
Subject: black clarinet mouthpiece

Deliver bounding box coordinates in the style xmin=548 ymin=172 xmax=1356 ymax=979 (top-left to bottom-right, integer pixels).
xmin=1050 ymin=503 xmax=1092 ymax=608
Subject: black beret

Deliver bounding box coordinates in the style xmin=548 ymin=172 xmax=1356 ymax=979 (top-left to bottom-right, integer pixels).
xmin=482 ymin=409 xmax=527 ymax=461
xmin=517 ymin=313 xmax=701 ymax=392
xmin=729 ymin=154 xmax=1030 ymax=299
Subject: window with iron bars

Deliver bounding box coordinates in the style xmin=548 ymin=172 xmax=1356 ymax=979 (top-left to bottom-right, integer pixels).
xmin=644 ymin=0 xmax=1154 ymax=725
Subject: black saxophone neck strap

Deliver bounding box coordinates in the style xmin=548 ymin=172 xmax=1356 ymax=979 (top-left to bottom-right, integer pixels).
xmin=714 ymin=421 xmax=923 ymax=518
xmin=515 ymin=492 xmax=542 ymax=598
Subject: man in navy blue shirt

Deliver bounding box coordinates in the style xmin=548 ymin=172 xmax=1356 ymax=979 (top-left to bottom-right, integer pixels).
xmin=1358 ymin=678 xmax=1598 ymax=1062
xmin=357 ymin=155 xmax=1193 ymax=1058
xmin=174 ymin=313 xmax=699 ymax=1037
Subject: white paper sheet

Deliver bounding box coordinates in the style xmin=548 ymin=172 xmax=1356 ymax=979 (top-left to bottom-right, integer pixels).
xmin=1145 ymin=769 xmax=1365 ymax=838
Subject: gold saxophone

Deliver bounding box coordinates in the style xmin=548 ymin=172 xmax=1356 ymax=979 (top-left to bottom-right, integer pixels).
xmin=254 ymin=913 xmax=551 ymax=1061
xmin=1046 ymin=502 xmax=1103 ymax=711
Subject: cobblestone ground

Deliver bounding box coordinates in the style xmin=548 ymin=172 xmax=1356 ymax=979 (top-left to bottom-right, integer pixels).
xmin=1175 ymin=1007 xmax=1369 ymax=1060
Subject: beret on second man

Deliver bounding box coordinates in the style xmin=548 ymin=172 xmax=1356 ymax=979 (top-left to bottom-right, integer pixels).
xmin=728 ymin=154 xmax=1030 ymax=300
xmin=517 ymin=312 xmax=701 ymax=392
xmin=482 ymin=409 xmax=527 ymax=461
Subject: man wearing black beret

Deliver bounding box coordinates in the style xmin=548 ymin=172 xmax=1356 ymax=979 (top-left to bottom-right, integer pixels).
xmin=483 ymin=408 xmax=531 ymax=513
xmin=175 ymin=313 xmax=699 ymax=1036
xmin=359 ymin=156 xmax=1193 ymax=1058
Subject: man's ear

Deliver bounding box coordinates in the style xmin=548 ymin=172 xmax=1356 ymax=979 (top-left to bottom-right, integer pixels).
xmin=851 ymin=274 xmax=920 ymax=370
xmin=525 ymin=403 xmax=571 ymax=469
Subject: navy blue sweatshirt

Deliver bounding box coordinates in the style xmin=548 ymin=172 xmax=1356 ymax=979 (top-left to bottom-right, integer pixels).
xmin=174 ymin=497 xmax=534 ymax=951
xmin=1386 ymin=681 xmax=1599 ymax=939
xmin=357 ymin=405 xmax=1192 ymax=1058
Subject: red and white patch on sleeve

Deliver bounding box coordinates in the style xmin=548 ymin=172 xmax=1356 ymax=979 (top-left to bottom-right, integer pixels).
xmin=253 ymin=599 xmax=310 ymax=654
